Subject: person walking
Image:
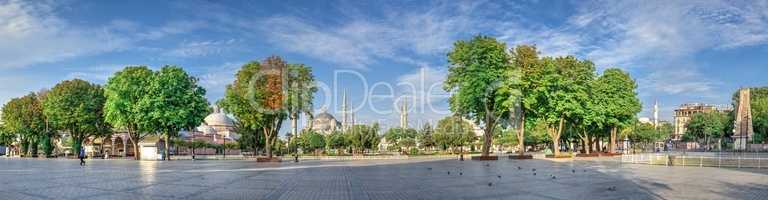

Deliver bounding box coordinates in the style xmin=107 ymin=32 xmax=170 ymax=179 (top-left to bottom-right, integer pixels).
xmin=78 ymin=147 xmax=86 ymax=166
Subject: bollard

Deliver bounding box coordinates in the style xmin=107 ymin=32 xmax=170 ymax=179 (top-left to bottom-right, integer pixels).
xmin=700 ymin=156 xmax=703 ymax=167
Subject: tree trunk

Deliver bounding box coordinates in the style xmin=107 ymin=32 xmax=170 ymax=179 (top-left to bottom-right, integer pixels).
xmin=481 ymin=113 xmax=495 ymax=157
xmin=609 ymin=126 xmax=617 ymax=154
xmin=291 ymin=113 xmax=299 ymax=138
xmin=517 ymin=111 xmax=526 ymax=156
xmin=127 ymin=128 xmax=141 ymax=160
xmin=549 ymin=117 xmax=565 ymax=157
xmin=263 ymin=127 xmax=273 ymax=159
xmin=580 ymin=130 xmax=590 ymax=154
xmin=164 ymin=134 xmax=170 ymax=161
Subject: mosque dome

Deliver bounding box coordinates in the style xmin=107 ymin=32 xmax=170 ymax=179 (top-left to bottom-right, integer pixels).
xmin=204 ymin=112 xmax=234 ymax=127
xmin=315 ymin=112 xmax=336 ymax=121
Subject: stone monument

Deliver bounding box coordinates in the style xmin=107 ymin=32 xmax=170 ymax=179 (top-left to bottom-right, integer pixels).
xmin=733 ymin=88 xmax=753 ymax=150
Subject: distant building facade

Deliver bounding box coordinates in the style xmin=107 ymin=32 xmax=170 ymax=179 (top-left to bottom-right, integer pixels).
xmin=673 ymin=103 xmax=733 ymax=141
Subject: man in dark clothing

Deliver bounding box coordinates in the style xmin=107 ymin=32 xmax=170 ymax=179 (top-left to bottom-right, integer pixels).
xmin=79 ymin=147 xmax=86 ymax=166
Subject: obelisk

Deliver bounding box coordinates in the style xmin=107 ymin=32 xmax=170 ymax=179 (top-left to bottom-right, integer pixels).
xmin=733 ymin=88 xmax=753 ymax=150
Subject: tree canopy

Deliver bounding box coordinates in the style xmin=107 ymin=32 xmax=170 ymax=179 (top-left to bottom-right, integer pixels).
xmin=444 ymin=35 xmax=519 ymax=157
xmin=42 ymin=79 xmax=108 ymax=155
xmin=104 ymin=66 xmax=154 ymax=159
xmin=138 ymin=66 xmax=209 ymax=160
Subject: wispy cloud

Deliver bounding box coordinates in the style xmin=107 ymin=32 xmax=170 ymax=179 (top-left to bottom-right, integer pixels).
xmin=0 ymin=1 xmax=130 ymax=69
xmin=164 ymin=39 xmax=239 ymax=58
xmin=259 ymin=1 xmax=479 ymax=69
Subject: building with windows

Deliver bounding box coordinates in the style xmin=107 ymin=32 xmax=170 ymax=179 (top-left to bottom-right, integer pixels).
xmin=673 ymin=103 xmax=732 ymax=141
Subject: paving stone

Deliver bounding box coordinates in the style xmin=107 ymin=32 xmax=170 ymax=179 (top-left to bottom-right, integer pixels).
xmin=0 ymin=157 xmax=767 ymax=199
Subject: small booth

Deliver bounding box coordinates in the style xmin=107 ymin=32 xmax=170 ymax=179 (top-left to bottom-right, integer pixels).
xmin=138 ymin=136 xmax=165 ymax=160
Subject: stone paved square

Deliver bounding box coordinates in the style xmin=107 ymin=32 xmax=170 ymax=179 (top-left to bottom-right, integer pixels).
xmin=0 ymin=157 xmax=766 ymax=200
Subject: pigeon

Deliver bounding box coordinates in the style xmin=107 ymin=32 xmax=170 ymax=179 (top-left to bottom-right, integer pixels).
xmin=447 ymin=171 xmax=451 ymax=175
xmin=488 ymin=182 xmax=493 ymax=187
xmin=552 ymin=176 xmax=556 ymax=179
xmin=533 ymin=173 xmax=536 ymax=176
xmin=572 ymin=169 xmax=576 ymax=173
xmin=517 ymin=166 xmax=522 ymax=170
xmin=608 ymin=186 xmax=617 ymax=191
xmin=485 ymin=163 xmax=490 ymax=167
xmin=497 ymin=175 xmax=502 ymax=179
xmin=583 ymin=170 xmax=587 ymax=172
xmin=532 ymin=168 xmax=536 ymax=172
xmin=459 ymin=172 xmax=463 ymax=176
xmin=428 ymin=167 xmax=433 ymax=170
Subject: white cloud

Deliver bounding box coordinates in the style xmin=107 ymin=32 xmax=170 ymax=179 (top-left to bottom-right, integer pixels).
xmin=260 ymin=2 xmax=476 ymax=69
xmin=0 ymin=1 xmax=130 ymax=68
xmin=164 ymin=39 xmax=239 ymax=57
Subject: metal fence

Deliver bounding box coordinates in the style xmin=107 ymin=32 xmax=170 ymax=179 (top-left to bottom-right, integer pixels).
xmin=621 ymin=152 xmax=768 ymax=168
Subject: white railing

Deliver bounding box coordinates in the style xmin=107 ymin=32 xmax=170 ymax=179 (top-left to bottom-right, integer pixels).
xmin=622 ymin=153 xmax=768 ymax=169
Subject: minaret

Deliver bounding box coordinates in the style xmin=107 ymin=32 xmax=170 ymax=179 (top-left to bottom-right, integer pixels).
xmin=653 ymin=99 xmax=659 ymax=129
xmin=400 ymin=97 xmax=408 ymax=129
xmin=342 ymin=90 xmax=349 ymax=130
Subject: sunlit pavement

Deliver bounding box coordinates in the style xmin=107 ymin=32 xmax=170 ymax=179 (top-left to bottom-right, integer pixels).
xmin=0 ymin=157 xmax=766 ymax=200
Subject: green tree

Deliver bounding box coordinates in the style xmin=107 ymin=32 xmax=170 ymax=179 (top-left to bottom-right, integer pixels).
xmin=1 ymin=93 xmax=46 ymax=157
xmin=444 ymin=35 xmax=519 ymax=157
xmin=285 ymin=64 xmax=317 ymax=142
xmin=345 ymin=124 xmax=380 ymax=155
xmin=220 ymin=57 xmax=288 ymax=159
xmin=138 ymin=66 xmax=209 ymax=160
xmin=510 ymin=45 xmax=539 ymax=157
xmin=591 ymin=68 xmax=641 ymax=153
xmin=325 ymin=130 xmax=347 ymax=154
xmin=299 ymin=130 xmax=325 ymax=155
xmin=684 ymin=112 xmax=728 ymax=150
xmin=104 ymin=66 xmax=154 ymax=160
xmin=233 ymin=121 xmax=264 ymax=153
xmin=434 ymin=116 xmax=477 ymax=153
xmin=384 ymin=127 xmax=417 ymax=153
xmin=43 ymin=79 xmax=107 ymax=157
xmin=417 ymin=123 xmax=435 ymax=150
xmin=626 ymin=121 xmax=663 ymax=152
xmin=526 ymin=57 xmax=595 ymax=156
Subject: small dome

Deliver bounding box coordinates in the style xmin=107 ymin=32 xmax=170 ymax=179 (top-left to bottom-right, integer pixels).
xmin=204 ymin=112 xmax=234 ymax=127
xmin=197 ymin=124 xmax=216 ymax=134
xmin=315 ymin=112 xmax=336 ymax=121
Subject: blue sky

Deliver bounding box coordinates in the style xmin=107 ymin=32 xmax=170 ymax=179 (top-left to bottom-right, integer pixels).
xmin=2 ymin=0 xmax=768 ymax=133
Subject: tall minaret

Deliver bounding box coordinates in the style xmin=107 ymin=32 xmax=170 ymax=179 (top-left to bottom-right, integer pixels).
xmin=653 ymin=99 xmax=659 ymax=129
xmin=400 ymin=97 xmax=408 ymax=129
xmin=342 ymin=90 xmax=349 ymax=130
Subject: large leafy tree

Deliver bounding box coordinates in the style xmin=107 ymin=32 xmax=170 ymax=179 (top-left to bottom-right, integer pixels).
xmin=220 ymin=57 xmax=288 ymax=159
xmin=383 ymin=127 xmax=417 ymax=152
xmin=139 ymin=66 xmax=209 ymax=160
xmin=1 ymin=93 xmax=46 ymax=157
xmin=417 ymin=123 xmax=435 ymax=150
xmin=43 ymin=79 xmax=107 ymax=156
xmin=526 ymin=57 xmax=594 ymax=156
xmin=684 ymin=112 xmax=728 ymax=150
xmin=285 ymin=64 xmax=317 ymax=141
xmin=591 ymin=68 xmax=641 ymax=153
xmin=298 ymin=130 xmax=325 ymax=155
xmin=510 ymin=45 xmax=539 ymax=156
xmin=444 ymin=35 xmax=519 ymax=157
xmin=344 ymin=124 xmax=380 ymax=155
xmin=325 ymin=130 xmax=347 ymax=154
xmin=433 ymin=116 xmax=476 ymax=153
xmin=104 ymin=66 xmax=154 ymax=160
